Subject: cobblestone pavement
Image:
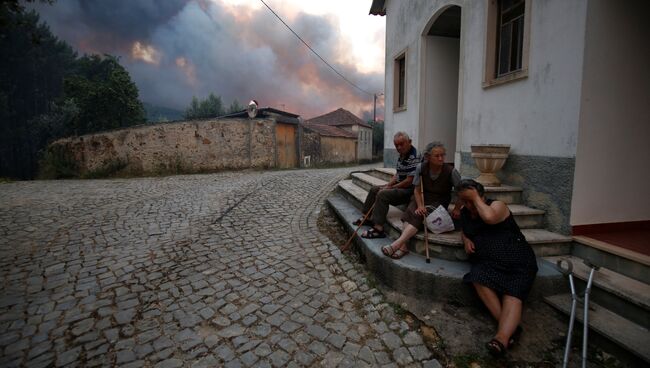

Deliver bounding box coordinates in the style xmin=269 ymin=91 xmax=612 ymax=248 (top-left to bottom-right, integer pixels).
xmin=0 ymin=168 xmax=438 ymax=367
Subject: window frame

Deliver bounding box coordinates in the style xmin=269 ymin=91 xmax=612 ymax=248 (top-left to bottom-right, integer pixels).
xmin=393 ymin=49 xmax=407 ymax=112
xmin=483 ymin=0 xmax=531 ymax=88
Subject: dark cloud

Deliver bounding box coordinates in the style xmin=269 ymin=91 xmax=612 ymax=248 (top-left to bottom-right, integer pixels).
xmin=32 ymin=0 xmax=384 ymax=119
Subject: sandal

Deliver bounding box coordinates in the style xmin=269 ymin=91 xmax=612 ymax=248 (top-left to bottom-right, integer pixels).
xmin=486 ymin=338 xmax=507 ymax=357
xmin=509 ymin=326 xmax=523 ymax=347
xmin=381 ymin=244 xmax=400 ymax=257
xmin=353 ymin=217 xmax=374 ymax=226
xmin=361 ymin=227 xmax=386 ymax=239
xmin=390 ymin=248 xmax=409 ymax=259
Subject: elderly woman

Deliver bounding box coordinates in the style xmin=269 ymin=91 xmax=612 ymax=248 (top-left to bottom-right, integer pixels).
xmin=381 ymin=142 xmax=461 ymax=259
xmin=457 ymin=179 xmax=538 ymax=357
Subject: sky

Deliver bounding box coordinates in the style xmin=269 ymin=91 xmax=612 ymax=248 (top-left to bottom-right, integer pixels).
xmin=31 ymin=0 xmax=386 ymax=120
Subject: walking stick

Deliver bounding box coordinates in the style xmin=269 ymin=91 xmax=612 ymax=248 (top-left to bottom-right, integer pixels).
xmin=341 ymin=203 xmax=375 ymax=252
xmin=420 ymin=179 xmax=431 ymax=263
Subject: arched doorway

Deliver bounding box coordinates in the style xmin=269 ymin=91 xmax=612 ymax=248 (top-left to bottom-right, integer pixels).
xmin=419 ymin=5 xmax=461 ymax=164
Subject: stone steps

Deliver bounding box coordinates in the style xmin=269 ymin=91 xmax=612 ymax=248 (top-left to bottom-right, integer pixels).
xmin=350 ymin=173 xmax=540 ymax=227
xmin=543 ymin=255 xmax=650 ymax=329
xmin=337 ymin=178 xmax=571 ymax=261
xmin=544 ymin=293 xmax=650 ymax=365
xmin=572 ymin=236 xmax=650 ymax=284
xmin=326 ymin=193 xmax=566 ymax=304
xmin=364 ymin=168 xmax=524 ymax=204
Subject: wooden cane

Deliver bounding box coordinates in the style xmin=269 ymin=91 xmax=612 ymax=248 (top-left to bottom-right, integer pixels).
xmin=341 ymin=203 xmax=376 ymax=252
xmin=420 ymin=178 xmax=431 ymax=263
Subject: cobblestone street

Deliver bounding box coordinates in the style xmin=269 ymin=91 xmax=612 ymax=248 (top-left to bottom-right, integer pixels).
xmin=0 ymin=167 xmax=438 ymax=367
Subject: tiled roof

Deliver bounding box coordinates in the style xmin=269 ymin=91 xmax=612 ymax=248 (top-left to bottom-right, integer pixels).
xmin=302 ymin=123 xmax=357 ymax=139
xmin=306 ymin=108 xmax=372 ymax=129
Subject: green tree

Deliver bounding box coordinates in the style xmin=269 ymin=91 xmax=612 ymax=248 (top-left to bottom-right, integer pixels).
xmin=227 ymin=99 xmax=244 ymax=114
xmin=64 ymin=54 xmax=145 ymax=135
xmin=0 ymin=9 xmax=76 ymax=178
xmin=184 ymin=93 xmax=225 ymax=119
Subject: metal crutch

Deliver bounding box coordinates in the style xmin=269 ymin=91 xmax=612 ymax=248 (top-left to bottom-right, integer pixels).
xmin=557 ymin=258 xmax=600 ymax=368
xmin=557 ymin=258 xmax=576 ymax=368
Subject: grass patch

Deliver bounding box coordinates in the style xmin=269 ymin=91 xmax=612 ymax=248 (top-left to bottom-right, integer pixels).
xmin=38 ymin=145 xmax=79 ymax=179
xmin=81 ymin=158 xmax=129 ymax=179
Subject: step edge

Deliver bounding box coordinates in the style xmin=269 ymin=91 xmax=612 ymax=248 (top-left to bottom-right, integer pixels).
xmin=544 ymin=294 xmax=650 ymax=362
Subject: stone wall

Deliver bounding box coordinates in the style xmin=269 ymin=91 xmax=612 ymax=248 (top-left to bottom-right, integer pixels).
xmin=300 ymin=130 xmax=322 ymax=166
xmin=51 ymin=118 xmax=277 ymax=175
xmin=320 ymin=137 xmax=357 ymax=164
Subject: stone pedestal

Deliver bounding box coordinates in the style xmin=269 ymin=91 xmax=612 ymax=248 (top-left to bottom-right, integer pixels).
xmin=470 ymin=144 xmax=510 ymax=187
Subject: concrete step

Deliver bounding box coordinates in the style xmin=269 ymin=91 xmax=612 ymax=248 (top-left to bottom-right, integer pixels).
xmin=572 ymin=236 xmax=650 ymax=284
xmin=544 ymin=255 xmax=650 ymax=329
xmin=366 ymin=167 xmax=395 ymax=182
xmin=364 ymin=168 xmax=524 ymax=204
xmin=351 ymin=172 xmax=386 ymax=192
xmin=341 ymin=179 xmax=543 ymax=229
xmin=327 ymin=192 xmax=566 ymax=303
xmin=544 ymin=293 xmax=650 ymax=365
xmin=337 ymin=179 xmax=572 ymax=261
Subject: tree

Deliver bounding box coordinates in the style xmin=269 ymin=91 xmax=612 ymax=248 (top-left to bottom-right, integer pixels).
xmin=0 ymin=9 xmax=145 ymax=179
xmin=0 ymin=9 xmax=76 ymax=178
xmin=227 ymin=99 xmax=244 ymax=114
xmin=184 ymin=93 xmax=225 ymax=119
xmin=64 ymin=54 xmax=146 ymax=135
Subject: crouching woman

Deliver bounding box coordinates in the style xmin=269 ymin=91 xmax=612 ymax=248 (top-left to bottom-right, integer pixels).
xmin=457 ymin=179 xmax=538 ymax=357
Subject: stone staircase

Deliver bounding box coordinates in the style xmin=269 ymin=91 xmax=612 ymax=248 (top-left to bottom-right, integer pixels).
xmin=340 ymin=168 xmax=572 ymax=261
xmin=542 ymin=238 xmax=650 ymax=365
xmin=326 ymin=167 xmax=650 ymax=364
xmin=326 ymin=167 xmax=569 ymax=304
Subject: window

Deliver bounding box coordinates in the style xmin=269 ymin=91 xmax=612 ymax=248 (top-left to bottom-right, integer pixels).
xmin=393 ymin=51 xmax=407 ymax=111
xmin=483 ymin=0 xmax=530 ymax=87
xmin=497 ymin=0 xmax=524 ymax=76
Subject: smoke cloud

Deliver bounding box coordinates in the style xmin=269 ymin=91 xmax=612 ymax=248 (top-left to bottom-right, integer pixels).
xmin=32 ymin=0 xmax=385 ymax=120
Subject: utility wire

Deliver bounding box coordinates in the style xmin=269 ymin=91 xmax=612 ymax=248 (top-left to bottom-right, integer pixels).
xmin=259 ymin=0 xmax=374 ymax=96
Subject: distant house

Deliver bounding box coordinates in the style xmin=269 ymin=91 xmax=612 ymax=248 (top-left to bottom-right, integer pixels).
xmin=301 ymin=122 xmax=358 ymax=165
xmin=306 ymin=108 xmax=373 ymax=161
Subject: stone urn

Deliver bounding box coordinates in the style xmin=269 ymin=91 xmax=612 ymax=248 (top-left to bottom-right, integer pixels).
xmin=470 ymin=144 xmax=510 ymax=187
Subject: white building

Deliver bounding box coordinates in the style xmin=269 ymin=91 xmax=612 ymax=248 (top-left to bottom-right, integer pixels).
xmin=371 ymin=0 xmax=650 ymax=236
xmin=307 ymin=108 xmax=374 ymax=162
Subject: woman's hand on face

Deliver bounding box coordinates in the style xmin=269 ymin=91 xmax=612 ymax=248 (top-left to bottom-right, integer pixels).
xmin=463 ymin=237 xmax=475 ymax=254
xmin=415 ymin=206 xmax=428 ymax=217
xmin=464 ymin=188 xmax=482 ymax=203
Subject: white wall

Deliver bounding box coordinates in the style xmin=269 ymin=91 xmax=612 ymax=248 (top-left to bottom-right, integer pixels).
xmin=384 ymin=0 xmax=588 ymax=159
xmin=459 ymin=0 xmax=588 ymax=158
xmin=422 ymin=35 xmax=459 ymax=158
xmin=570 ymin=0 xmax=650 ymax=226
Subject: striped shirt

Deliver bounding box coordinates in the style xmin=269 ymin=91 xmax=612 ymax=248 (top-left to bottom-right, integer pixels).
xmin=396 ymin=146 xmax=419 ymax=182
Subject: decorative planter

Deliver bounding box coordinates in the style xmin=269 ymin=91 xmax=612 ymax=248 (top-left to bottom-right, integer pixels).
xmin=470 ymin=144 xmax=510 ymax=187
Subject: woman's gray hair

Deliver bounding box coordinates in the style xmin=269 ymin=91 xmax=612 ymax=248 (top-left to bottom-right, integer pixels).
xmin=393 ymin=131 xmax=411 ymax=142
xmin=424 ymin=141 xmax=445 ymax=154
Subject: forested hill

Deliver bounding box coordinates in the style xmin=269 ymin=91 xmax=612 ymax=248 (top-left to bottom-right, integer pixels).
xmin=143 ymin=103 xmax=184 ymax=123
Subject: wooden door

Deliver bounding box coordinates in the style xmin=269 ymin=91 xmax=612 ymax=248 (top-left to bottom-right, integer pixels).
xmin=276 ymin=123 xmax=297 ymax=168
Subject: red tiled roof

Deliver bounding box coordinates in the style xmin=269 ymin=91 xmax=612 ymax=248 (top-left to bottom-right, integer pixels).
xmin=302 ymin=123 xmax=357 ymax=139
xmin=306 ymin=108 xmax=372 ymax=129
